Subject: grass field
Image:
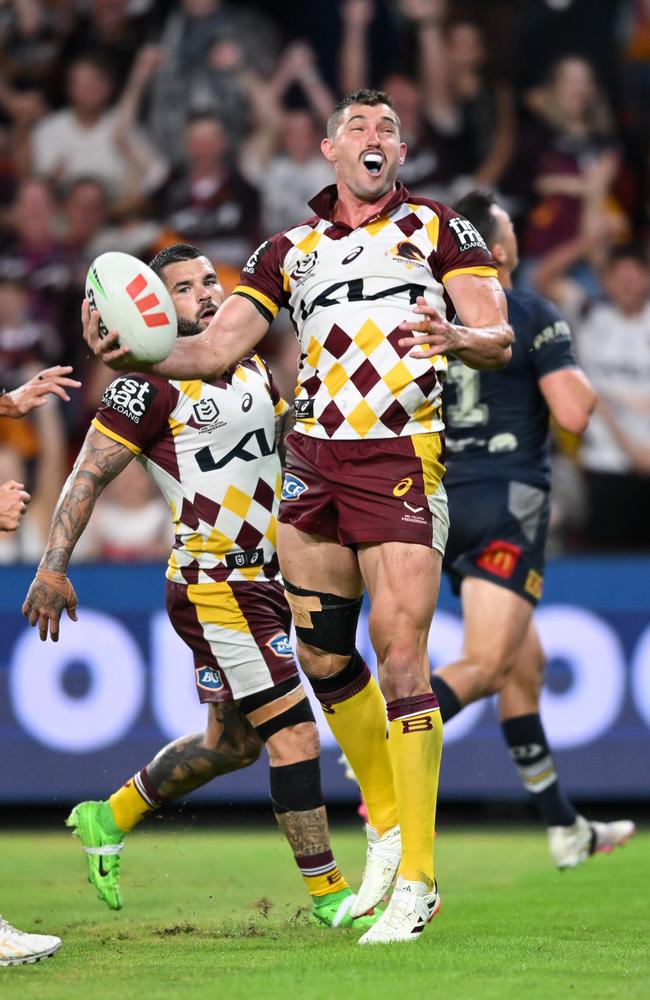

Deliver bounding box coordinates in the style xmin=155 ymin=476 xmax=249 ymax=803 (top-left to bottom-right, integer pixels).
xmin=0 ymin=820 xmax=648 ymax=1000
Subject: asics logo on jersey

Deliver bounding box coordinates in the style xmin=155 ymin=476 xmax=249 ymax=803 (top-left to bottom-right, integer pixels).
xmin=342 ymin=245 xmax=364 ymax=265
xmin=192 ymin=399 xmax=220 ymax=425
xmin=281 ymin=474 xmax=308 ymax=501
xmin=195 ymin=666 xmax=224 ymax=691
xmin=125 ymin=273 xmax=170 ymax=328
xmin=195 ymin=428 xmax=275 ymax=472
xmin=298 ymin=278 xmax=426 ymax=321
xmin=267 ymin=633 xmax=294 ymax=658
xmin=102 ymin=376 xmax=157 ymax=424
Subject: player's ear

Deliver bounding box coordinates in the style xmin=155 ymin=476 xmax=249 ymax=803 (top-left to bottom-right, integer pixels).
xmin=321 ymin=137 xmax=336 ymax=163
xmin=492 ymin=241 xmax=506 ymax=265
xmin=399 ymin=141 xmax=407 ymax=166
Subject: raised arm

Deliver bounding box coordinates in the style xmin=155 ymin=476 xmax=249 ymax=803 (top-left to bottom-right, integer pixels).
xmin=22 ymin=427 xmax=134 ymax=641
xmin=83 ymin=293 xmax=271 ymax=381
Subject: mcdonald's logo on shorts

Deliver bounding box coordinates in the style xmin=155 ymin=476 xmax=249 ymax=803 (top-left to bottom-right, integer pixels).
xmin=476 ymin=540 xmax=521 ymax=579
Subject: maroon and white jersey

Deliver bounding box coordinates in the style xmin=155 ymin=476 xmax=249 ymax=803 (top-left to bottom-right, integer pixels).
xmin=92 ymin=355 xmax=287 ymax=585
xmin=233 ymin=182 xmax=496 ymax=440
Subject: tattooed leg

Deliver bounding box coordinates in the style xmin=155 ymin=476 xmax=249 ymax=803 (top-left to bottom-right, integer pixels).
xmin=146 ymin=702 xmax=263 ymax=802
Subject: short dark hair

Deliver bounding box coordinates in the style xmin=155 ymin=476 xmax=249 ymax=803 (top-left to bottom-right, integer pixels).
xmin=148 ymin=243 xmax=203 ymax=278
xmin=453 ymin=190 xmax=499 ymax=248
xmin=327 ymin=89 xmax=400 ymax=139
xmin=606 ymin=243 xmax=647 ymax=268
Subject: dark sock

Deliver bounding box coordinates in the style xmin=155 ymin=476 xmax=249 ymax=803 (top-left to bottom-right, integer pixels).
xmin=429 ymin=674 xmax=462 ymax=722
xmin=501 ymin=713 xmax=577 ymax=827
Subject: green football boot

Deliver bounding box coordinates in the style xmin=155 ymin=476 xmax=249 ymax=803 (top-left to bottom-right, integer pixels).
xmin=310 ymin=888 xmax=381 ymax=930
xmin=66 ymin=800 xmax=125 ymax=910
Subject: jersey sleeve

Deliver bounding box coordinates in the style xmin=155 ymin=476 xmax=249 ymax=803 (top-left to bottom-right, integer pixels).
xmin=430 ymin=204 xmax=498 ymax=284
xmin=91 ymin=373 xmax=175 ymax=453
xmin=232 ymin=235 xmax=290 ymax=324
xmin=527 ymin=297 xmax=577 ymax=378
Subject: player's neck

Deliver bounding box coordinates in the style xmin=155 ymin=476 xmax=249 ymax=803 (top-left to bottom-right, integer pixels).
xmin=332 ymin=185 xmax=397 ymax=229
xmin=499 ymin=266 xmax=513 ymax=290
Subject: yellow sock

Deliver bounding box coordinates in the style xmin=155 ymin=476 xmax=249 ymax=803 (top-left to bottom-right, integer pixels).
xmin=296 ymin=851 xmax=349 ymax=898
xmin=313 ymin=663 xmax=398 ymax=835
xmin=387 ymin=694 xmax=443 ymax=887
xmin=108 ymin=770 xmax=160 ymax=833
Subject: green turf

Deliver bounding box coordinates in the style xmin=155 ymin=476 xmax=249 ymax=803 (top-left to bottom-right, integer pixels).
xmin=0 ymin=822 xmax=647 ymax=999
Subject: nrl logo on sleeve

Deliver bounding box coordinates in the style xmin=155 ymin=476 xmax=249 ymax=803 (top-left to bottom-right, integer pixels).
xmin=101 ymin=376 xmax=157 ymax=424
xmin=447 ymin=217 xmax=488 ymax=252
xmin=267 ymin=633 xmax=294 ymax=658
xmin=195 ymin=666 xmax=224 ymax=691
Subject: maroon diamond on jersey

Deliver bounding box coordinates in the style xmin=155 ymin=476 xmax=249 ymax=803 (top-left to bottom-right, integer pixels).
xmin=322 ymin=324 xmax=353 ymax=359
xmin=252 ymin=478 xmax=275 ymax=511
xmin=193 ymin=493 xmax=221 ymax=526
xmin=319 ymin=399 xmax=347 ymax=435
xmin=234 ymin=522 xmax=264 ymax=550
xmin=395 ymin=213 xmax=424 ymax=239
xmin=301 ymin=373 xmax=321 ymax=396
xmin=350 ymin=358 xmax=383 ymax=395
xmin=180 ymin=562 xmax=201 ymax=585
xmin=378 ymin=397 xmax=413 ymax=435
xmin=180 ymin=497 xmax=200 ymax=531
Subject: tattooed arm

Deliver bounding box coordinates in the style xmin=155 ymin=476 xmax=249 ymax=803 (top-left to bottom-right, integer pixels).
xmin=22 ymin=427 xmax=135 ymax=641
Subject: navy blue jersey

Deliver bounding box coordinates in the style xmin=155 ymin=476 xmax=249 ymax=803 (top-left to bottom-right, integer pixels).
xmin=443 ymin=289 xmax=576 ymax=489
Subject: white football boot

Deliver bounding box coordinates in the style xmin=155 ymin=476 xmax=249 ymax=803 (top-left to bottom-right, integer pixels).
xmin=0 ymin=917 xmax=61 ymax=966
xmin=358 ymin=877 xmax=440 ymax=944
xmin=548 ymin=814 xmax=636 ymax=869
xmin=349 ymin=824 xmax=401 ymax=917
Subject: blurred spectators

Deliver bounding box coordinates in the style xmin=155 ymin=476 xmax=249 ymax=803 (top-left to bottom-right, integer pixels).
xmin=240 ymin=41 xmax=335 ymax=234
xmin=30 ymin=50 xmax=167 ymax=213
xmin=58 ymin=0 xmax=149 ymax=99
xmin=574 ymin=245 xmax=650 ymax=551
xmin=513 ymin=55 xmax=625 ymax=296
xmin=161 ymin=113 xmax=259 ymax=273
xmin=148 ymin=0 xmax=280 ymax=166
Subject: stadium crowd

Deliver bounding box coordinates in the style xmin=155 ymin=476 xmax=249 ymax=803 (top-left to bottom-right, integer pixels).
xmin=0 ymin=0 xmax=648 ymax=558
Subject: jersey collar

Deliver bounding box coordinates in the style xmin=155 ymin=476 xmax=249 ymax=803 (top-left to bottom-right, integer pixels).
xmin=308 ymin=181 xmax=411 ymax=231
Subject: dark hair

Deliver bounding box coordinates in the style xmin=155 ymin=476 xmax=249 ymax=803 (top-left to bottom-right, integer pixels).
xmin=453 ymin=190 xmax=499 ymax=247
xmin=327 ymin=89 xmax=400 ymax=139
xmin=606 ymin=243 xmax=647 ymax=268
xmin=148 ymin=243 xmax=203 ymax=278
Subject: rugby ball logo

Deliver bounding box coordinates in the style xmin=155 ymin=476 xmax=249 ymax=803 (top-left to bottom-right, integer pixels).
xmin=85 ymin=251 xmax=178 ymax=364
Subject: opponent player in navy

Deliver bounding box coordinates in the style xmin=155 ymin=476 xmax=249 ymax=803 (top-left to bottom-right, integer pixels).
xmin=22 ymin=244 xmax=379 ymax=932
xmin=413 ymin=191 xmax=634 ymax=867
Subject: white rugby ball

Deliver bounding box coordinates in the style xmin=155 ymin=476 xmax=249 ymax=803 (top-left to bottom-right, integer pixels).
xmin=85 ymin=251 xmax=177 ymax=363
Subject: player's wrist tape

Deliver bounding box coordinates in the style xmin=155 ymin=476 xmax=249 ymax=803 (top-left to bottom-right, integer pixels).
xmin=36 ymin=569 xmax=78 ymax=611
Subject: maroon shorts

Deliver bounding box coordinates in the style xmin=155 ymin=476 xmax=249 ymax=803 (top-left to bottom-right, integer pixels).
xmin=278 ymin=430 xmax=449 ymax=552
xmin=165 ymin=578 xmax=299 ymax=703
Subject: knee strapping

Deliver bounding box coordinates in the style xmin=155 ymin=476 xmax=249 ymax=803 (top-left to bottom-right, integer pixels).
xmin=284 ymin=580 xmax=362 ymax=656
xmin=308 ymin=649 xmax=371 ymax=705
xmin=239 ymin=677 xmax=315 ymax=742
xmin=270 ymin=757 xmax=324 ymax=814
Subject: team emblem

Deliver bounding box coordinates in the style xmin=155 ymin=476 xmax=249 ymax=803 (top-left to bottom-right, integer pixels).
xmin=282 ymin=474 xmax=308 ymax=501
xmin=290 ymin=251 xmax=318 ymax=281
xmin=195 ymin=666 xmax=224 ymax=691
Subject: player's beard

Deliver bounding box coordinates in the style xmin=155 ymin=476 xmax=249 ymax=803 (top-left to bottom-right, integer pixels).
xmin=177 ymin=316 xmax=202 ymax=337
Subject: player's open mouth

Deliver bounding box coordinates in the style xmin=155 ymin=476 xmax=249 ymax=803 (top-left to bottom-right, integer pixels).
xmin=200 ymin=307 xmax=217 ymax=319
xmin=362 ymin=152 xmax=384 ymax=176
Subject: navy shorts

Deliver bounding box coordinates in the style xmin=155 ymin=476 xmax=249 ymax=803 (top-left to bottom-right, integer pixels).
xmin=443 ymin=479 xmax=549 ymax=606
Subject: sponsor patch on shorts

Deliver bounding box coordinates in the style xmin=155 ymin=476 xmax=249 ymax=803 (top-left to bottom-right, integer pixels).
xmin=267 ymin=633 xmax=293 ymax=658
xmin=476 ymin=540 xmax=520 ymax=579
xmin=282 ymin=473 xmax=308 ymax=501
xmin=195 ymin=666 xmax=224 ymax=691
xmin=524 ymin=569 xmax=544 ymax=600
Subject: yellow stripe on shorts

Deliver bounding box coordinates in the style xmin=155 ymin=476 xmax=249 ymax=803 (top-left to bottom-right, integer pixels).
xmin=186 ymin=582 xmax=251 ymax=634
xmin=411 ymin=433 xmax=445 ymax=496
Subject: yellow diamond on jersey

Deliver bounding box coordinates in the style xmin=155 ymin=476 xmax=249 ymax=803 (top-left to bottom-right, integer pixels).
xmin=354 ymin=319 xmax=384 ymax=357
xmin=347 ymin=399 xmax=378 ymax=437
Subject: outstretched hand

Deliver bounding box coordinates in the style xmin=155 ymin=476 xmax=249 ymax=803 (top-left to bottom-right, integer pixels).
xmin=22 ymin=570 xmax=78 ymax=642
xmin=398 ymin=296 xmax=464 ymax=359
xmin=1 ymin=366 xmax=81 ymax=417
xmin=81 ymin=298 xmax=133 ymax=370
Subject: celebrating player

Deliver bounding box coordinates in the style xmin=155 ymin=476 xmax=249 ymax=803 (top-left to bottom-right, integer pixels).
xmin=22 ymin=244 xmax=379 ymax=932
xmin=423 ymin=191 xmax=634 ymax=866
xmin=83 ymin=90 xmax=513 ymax=943
xmin=1 ymin=365 xmax=80 ymax=966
